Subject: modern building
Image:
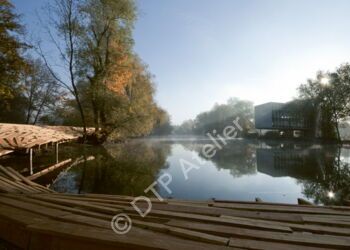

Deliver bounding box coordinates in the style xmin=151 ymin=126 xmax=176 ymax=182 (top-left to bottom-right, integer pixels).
xmin=255 ymin=102 xmax=311 ymax=131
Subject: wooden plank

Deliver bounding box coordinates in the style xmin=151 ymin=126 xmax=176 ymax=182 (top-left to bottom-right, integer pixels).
xmin=127 ymin=201 xmax=305 ymax=223
xmin=0 ymin=176 xmax=37 ymax=193
xmin=220 ymin=215 xmax=350 ymax=236
xmin=228 ymin=237 xmax=332 ymax=250
xmin=302 ymin=216 xmax=350 ymax=227
xmin=31 ymin=195 xmax=123 ymax=215
xmin=0 ymin=203 xmax=49 ymax=227
xmin=5 ymin=167 xmax=53 ymax=193
xmin=58 ymin=212 xmax=228 ymax=247
xmin=0 ymin=165 xmax=21 ymax=181
xmin=27 ymin=158 xmax=72 ymax=181
xmin=13 ymin=195 xmax=113 ymax=221
xmin=0 ymin=205 xmax=50 ymax=249
xmin=211 ymin=202 xmax=350 ymax=216
xmin=0 ymin=196 xmax=71 ymax=218
xmin=0 ymin=179 xmax=21 ymax=193
xmin=27 ymin=220 xmax=228 ymax=250
xmin=125 ymin=207 xmax=293 ymax=233
xmin=167 ymin=226 xmax=229 ymax=245
xmin=214 ymin=198 xmax=350 ymax=210
xmin=166 ymin=220 xmax=350 ymax=248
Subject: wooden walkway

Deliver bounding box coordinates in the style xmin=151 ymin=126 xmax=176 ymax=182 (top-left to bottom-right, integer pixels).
xmin=0 ymin=166 xmax=350 ymax=249
xmin=0 ymin=123 xmax=92 ymax=155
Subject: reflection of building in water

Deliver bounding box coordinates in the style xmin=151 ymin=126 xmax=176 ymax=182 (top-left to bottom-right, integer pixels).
xmin=256 ymin=148 xmax=323 ymax=180
xmin=255 ymin=102 xmax=311 ymax=130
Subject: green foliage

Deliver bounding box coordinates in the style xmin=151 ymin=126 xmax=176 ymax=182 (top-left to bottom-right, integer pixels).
xmin=0 ymin=0 xmax=28 ymax=122
xmin=173 ymin=120 xmax=196 ymax=135
xmin=102 ymin=59 xmax=162 ymax=140
xmin=151 ymin=109 xmax=173 ymax=135
xmin=174 ymin=98 xmax=254 ymax=136
xmin=298 ymin=67 xmax=350 ymax=141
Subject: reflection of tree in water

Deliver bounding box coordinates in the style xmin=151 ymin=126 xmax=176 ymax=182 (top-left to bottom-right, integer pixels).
xmin=210 ymin=142 xmax=256 ymax=177
xmin=255 ymin=144 xmax=350 ymax=205
xmin=77 ymin=140 xmax=171 ymax=196
xmin=299 ymin=147 xmax=350 ymax=205
xmin=183 ymin=140 xmax=257 ymax=177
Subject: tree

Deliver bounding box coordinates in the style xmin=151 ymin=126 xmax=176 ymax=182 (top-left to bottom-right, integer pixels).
xmin=298 ymin=68 xmax=350 ymax=141
xmin=173 ymin=120 xmax=196 ymax=135
xmin=175 ymin=98 xmax=254 ymax=136
xmin=77 ymin=0 xmax=136 ymax=137
xmin=0 ymin=0 xmax=28 ymax=122
xmin=92 ymin=58 xmax=162 ymax=142
xmin=35 ymin=0 xmax=163 ymax=143
xmin=22 ymin=58 xmax=63 ymax=124
xmin=37 ymin=0 xmax=87 ymax=138
xmin=151 ymin=109 xmax=173 ymax=135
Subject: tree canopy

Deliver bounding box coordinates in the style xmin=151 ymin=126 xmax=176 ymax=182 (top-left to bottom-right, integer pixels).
xmin=0 ymin=0 xmax=28 ymax=122
xmin=298 ymin=66 xmax=350 ymax=141
xmin=174 ymin=98 xmax=254 ymax=136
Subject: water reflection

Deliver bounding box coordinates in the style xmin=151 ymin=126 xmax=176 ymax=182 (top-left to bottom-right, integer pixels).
xmin=48 ymin=139 xmax=350 ymax=205
xmin=52 ymin=140 xmax=171 ymax=196
xmin=255 ymin=143 xmax=350 ymax=205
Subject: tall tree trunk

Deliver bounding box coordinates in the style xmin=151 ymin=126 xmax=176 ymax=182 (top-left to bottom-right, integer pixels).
xmin=33 ymin=100 xmax=45 ymax=124
xmin=92 ymin=98 xmax=100 ymax=132
xmin=67 ymin=0 xmax=86 ymax=141
xmin=335 ymin=120 xmax=341 ymax=142
xmin=73 ymin=89 xmax=87 ymax=139
xmin=25 ymin=108 xmax=32 ymax=124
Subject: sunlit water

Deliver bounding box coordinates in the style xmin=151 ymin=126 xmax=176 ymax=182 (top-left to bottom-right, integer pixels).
xmin=1 ymin=138 xmax=349 ymax=205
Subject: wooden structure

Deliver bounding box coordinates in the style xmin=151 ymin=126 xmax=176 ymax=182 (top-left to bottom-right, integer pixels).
xmin=1 ymin=166 xmax=350 ymax=249
xmin=0 ymin=123 xmax=93 ymax=175
xmin=0 ymin=123 xmax=92 ymax=152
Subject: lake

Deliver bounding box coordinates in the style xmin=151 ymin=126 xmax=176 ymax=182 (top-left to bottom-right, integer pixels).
xmin=1 ymin=138 xmax=349 ymax=205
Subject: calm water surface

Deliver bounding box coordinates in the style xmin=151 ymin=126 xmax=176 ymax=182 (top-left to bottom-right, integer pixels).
xmin=1 ymin=138 xmax=349 ymax=205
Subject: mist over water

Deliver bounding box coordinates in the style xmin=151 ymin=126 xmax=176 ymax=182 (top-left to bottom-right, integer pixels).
xmin=45 ymin=138 xmax=350 ymax=205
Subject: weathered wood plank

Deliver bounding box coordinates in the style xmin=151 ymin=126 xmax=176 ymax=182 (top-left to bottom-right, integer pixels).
xmin=0 ymin=165 xmax=21 ymax=181
xmin=0 ymin=196 xmax=71 ymax=218
xmin=228 ymin=237 xmax=332 ymax=250
xmin=167 ymin=220 xmax=350 ymax=248
xmin=31 ymin=195 xmax=123 ymax=215
xmin=27 ymin=220 xmax=229 ymax=250
xmin=27 ymin=158 xmax=72 ymax=181
xmin=125 ymin=207 xmax=293 ymax=233
xmin=212 ymin=201 xmax=350 ymax=216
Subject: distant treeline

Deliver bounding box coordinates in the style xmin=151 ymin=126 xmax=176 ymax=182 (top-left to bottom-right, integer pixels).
xmin=158 ymin=66 xmax=350 ymax=141
xmin=157 ymin=98 xmax=255 ymax=137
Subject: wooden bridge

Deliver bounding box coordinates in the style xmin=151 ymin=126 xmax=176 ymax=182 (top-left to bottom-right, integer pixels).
xmin=0 ymin=166 xmax=350 ymax=249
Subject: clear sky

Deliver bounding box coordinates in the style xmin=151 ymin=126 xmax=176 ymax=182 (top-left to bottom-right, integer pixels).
xmin=12 ymin=0 xmax=350 ymax=124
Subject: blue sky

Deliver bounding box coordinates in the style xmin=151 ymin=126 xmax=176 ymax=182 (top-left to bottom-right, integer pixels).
xmin=12 ymin=0 xmax=350 ymax=124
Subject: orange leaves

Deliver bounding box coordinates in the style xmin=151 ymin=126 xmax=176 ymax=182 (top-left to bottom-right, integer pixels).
xmin=105 ymin=41 xmax=134 ymax=96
